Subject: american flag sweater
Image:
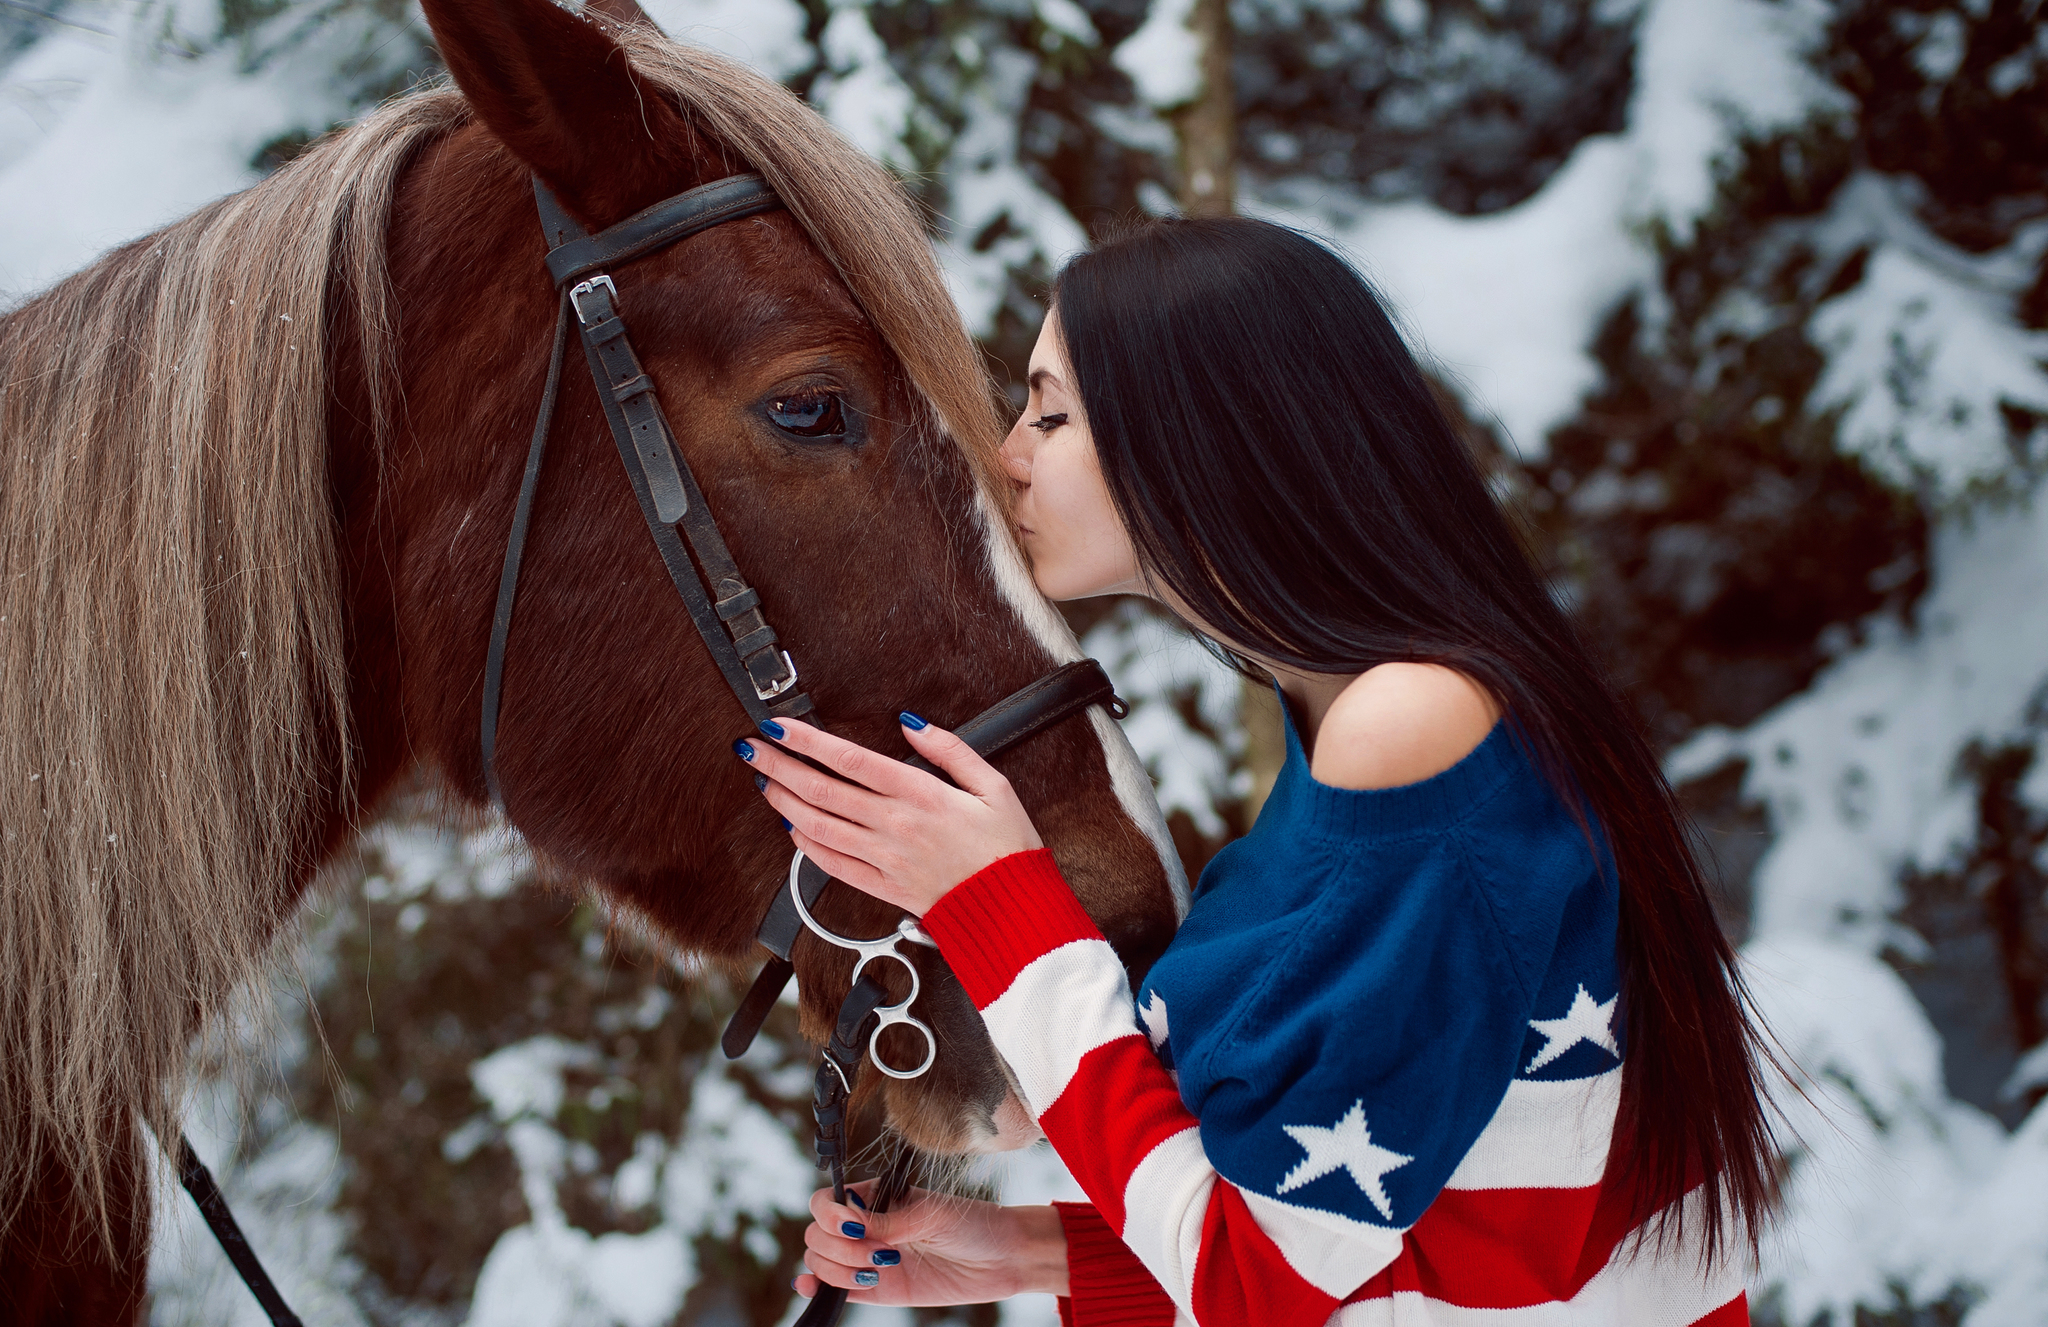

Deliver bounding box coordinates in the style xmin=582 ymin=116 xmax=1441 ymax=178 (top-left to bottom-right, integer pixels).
xmin=920 ymin=711 xmax=1748 ymax=1327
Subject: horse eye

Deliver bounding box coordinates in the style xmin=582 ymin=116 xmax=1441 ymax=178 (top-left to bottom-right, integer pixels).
xmin=766 ymin=391 xmax=848 ymax=441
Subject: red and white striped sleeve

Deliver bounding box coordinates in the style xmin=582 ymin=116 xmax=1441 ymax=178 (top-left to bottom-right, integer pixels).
xmin=922 ymin=850 xmax=1403 ymax=1325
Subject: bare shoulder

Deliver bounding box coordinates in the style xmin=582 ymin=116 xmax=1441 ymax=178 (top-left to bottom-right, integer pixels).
xmin=1309 ymin=663 xmax=1503 ymax=792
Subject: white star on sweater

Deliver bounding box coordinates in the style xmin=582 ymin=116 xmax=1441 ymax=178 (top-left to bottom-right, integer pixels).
xmin=1138 ymin=990 xmax=1170 ymax=1049
xmin=1524 ymin=984 xmax=1619 ymax=1073
xmin=1276 ymin=1101 xmax=1412 ymax=1221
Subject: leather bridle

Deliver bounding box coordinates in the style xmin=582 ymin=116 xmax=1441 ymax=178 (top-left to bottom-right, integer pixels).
xmin=479 ymin=171 xmax=1129 ymax=1325
xmin=176 ymin=161 xmax=1130 ymax=1327
xmin=191 ymin=169 xmax=1131 ymax=1327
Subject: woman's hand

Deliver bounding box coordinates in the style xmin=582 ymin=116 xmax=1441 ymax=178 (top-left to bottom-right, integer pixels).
xmin=792 ymin=1183 xmax=1069 ymax=1305
xmin=737 ymin=715 xmax=1042 ymax=916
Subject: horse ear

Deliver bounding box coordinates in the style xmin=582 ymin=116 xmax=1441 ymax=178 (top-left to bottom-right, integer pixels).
xmin=419 ymin=0 xmax=704 ymax=225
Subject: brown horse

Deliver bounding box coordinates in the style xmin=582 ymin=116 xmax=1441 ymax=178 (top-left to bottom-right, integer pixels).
xmin=0 ymin=0 xmax=1184 ymax=1314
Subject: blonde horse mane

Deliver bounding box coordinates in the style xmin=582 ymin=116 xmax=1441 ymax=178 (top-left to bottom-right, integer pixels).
xmin=0 ymin=30 xmax=1005 ymax=1255
xmin=0 ymin=89 xmax=458 ymax=1249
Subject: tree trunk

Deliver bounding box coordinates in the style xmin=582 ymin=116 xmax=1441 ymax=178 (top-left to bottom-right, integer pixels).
xmin=1174 ymin=0 xmax=1236 ymax=218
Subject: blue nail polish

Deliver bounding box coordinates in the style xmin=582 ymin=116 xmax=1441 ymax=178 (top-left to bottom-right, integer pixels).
xmin=898 ymin=711 xmax=928 ymax=731
xmin=846 ymin=1191 xmax=867 ymax=1211
xmin=759 ymin=719 xmax=785 ymax=740
xmin=853 ymin=1270 xmax=880 ymax=1287
xmin=791 ymin=1276 xmax=804 ymax=1294
xmin=754 ymin=772 xmax=767 ymax=791
xmin=871 ymin=1249 xmax=900 ymax=1267
xmin=781 ymin=817 xmax=793 ymax=832
xmin=840 ymin=1221 xmax=865 ymax=1239
xmin=733 ymin=739 xmax=754 ymax=761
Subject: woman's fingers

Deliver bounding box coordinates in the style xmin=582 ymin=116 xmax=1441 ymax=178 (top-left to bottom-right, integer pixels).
xmin=899 ymin=716 xmax=1010 ymax=801
xmin=800 ymin=1187 xmax=896 ymax=1297
xmin=738 ymin=732 xmax=893 ymax=829
xmin=758 ymin=718 xmax=942 ymax=803
xmin=785 ymin=826 xmax=892 ymax=897
xmin=758 ymin=780 xmax=881 ymax=866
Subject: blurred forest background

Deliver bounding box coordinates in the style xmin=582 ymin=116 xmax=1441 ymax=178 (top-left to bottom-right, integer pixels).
xmin=3 ymin=0 xmax=2046 ymax=1323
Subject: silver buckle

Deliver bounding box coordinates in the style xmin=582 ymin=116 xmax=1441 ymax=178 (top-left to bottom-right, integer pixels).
xmin=569 ymin=274 xmax=617 ymax=325
xmin=753 ymin=650 xmax=799 ymax=701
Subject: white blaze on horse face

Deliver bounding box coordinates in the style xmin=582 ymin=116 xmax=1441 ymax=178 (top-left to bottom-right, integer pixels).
xmin=971 ymin=486 xmax=1190 ymax=917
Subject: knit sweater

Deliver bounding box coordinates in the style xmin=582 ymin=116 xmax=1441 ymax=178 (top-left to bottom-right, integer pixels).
xmin=920 ymin=703 xmax=1747 ymax=1326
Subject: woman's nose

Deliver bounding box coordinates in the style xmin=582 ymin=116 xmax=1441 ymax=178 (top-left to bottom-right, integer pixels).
xmin=999 ymin=427 xmax=1033 ymax=483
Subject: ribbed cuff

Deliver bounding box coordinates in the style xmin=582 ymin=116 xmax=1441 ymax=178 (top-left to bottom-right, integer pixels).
xmin=922 ymin=849 xmax=1104 ymax=1009
xmin=1054 ymin=1202 xmax=1178 ymax=1327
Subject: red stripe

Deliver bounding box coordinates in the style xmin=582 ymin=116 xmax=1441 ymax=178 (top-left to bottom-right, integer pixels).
xmin=1040 ymin=1036 xmax=1199 ymax=1232
xmin=922 ymin=849 xmax=1101 ymax=1007
xmin=1692 ymin=1290 xmax=1748 ymax=1325
xmin=1347 ymin=1182 xmax=1741 ymax=1314
xmin=1190 ymin=1183 xmax=1341 ymax=1327
xmin=1055 ymin=1202 xmax=1178 ymax=1327
xmin=1393 ymin=1185 xmax=1604 ymax=1307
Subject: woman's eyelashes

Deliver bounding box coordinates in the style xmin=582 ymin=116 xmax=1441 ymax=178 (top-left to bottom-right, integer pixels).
xmin=1027 ymin=412 xmax=1068 ymax=433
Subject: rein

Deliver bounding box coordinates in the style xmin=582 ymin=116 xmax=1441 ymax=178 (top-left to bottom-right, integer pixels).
xmin=190 ymin=169 xmax=1126 ymax=1327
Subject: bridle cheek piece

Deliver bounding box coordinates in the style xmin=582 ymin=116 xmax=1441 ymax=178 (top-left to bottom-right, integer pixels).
xmin=474 ymin=171 xmax=1131 ymax=1325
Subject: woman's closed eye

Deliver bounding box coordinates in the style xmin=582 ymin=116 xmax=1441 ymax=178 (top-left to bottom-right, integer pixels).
xmin=1027 ymin=413 xmax=1068 ymax=433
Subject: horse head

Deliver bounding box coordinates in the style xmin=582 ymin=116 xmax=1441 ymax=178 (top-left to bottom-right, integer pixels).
xmin=334 ymin=0 xmax=1187 ymax=1155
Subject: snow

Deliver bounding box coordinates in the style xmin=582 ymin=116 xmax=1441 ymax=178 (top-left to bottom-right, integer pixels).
xmin=1111 ymin=0 xmax=1200 ymax=110
xmin=934 ymin=46 xmax=1090 ymax=335
xmin=0 ymin=0 xmax=419 ymax=299
xmin=1258 ymin=137 xmax=1653 ymax=456
xmin=642 ymin=0 xmax=811 ymax=83
xmin=1623 ymin=0 xmax=1844 ymax=238
xmin=1081 ymin=601 xmax=1246 ymax=837
xmin=464 ymin=1047 xmax=823 ymax=1327
xmin=811 ymin=7 xmax=918 ymax=172
xmin=1669 ymin=498 xmax=2048 ymax=949
xmin=1253 ymin=0 xmax=1848 ymax=456
xmin=1665 ymin=443 xmax=2048 ymax=1323
xmin=1808 ymin=178 xmax=2048 ymax=499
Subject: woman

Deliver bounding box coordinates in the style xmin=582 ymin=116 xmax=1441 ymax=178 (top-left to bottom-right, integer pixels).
xmin=735 ymin=216 xmax=1773 ymax=1325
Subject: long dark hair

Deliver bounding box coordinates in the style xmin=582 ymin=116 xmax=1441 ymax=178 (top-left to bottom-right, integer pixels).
xmin=1052 ymin=215 xmax=1775 ymax=1262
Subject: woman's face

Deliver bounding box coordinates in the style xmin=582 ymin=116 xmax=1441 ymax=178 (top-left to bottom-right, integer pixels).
xmin=1000 ymin=312 xmax=1146 ymax=601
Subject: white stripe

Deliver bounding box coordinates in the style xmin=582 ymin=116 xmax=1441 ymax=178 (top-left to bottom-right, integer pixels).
xmin=1444 ymin=1068 xmax=1621 ymax=1192
xmin=1118 ymin=1125 xmax=1213 ymax=1316
xmin=1239 ymin=1188 xmax=1406 ymax=1299
xmin=979 ymin=938 xmax=1139 ymax=1116
xmin=972 ymin=486 xmax=1189 ymax=915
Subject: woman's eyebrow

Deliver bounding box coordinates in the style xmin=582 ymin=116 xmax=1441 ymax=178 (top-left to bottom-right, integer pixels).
xmin=1028 ymin=367 xmax=1062 ymax=393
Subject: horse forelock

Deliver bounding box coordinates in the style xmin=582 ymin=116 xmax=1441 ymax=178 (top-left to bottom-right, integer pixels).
xmin=0 ymin=88 xmax=463 ymax=1251
xmin=614 ymin=32 xmax=1009 ymax=505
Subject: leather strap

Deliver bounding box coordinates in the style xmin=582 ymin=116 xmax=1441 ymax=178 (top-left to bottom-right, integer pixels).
xmin=570 ymin=277 xmax=812 ymax=720
xmin=482 ymin=174 xmax=808 ymax=808
xmin=720 ymin=659 xmax=1125 ymax=1058
xmin=177 ymin=1135 xmax=305 ymax=1327
xmin=540 ymin=174 xmax=781 ymax=287
xmin=481 ymin=288 xmax=574 ymax=808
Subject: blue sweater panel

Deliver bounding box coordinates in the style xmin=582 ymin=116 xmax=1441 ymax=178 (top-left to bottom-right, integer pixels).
xmin=1135 ymin=696 xmax=1622 ymax=1232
